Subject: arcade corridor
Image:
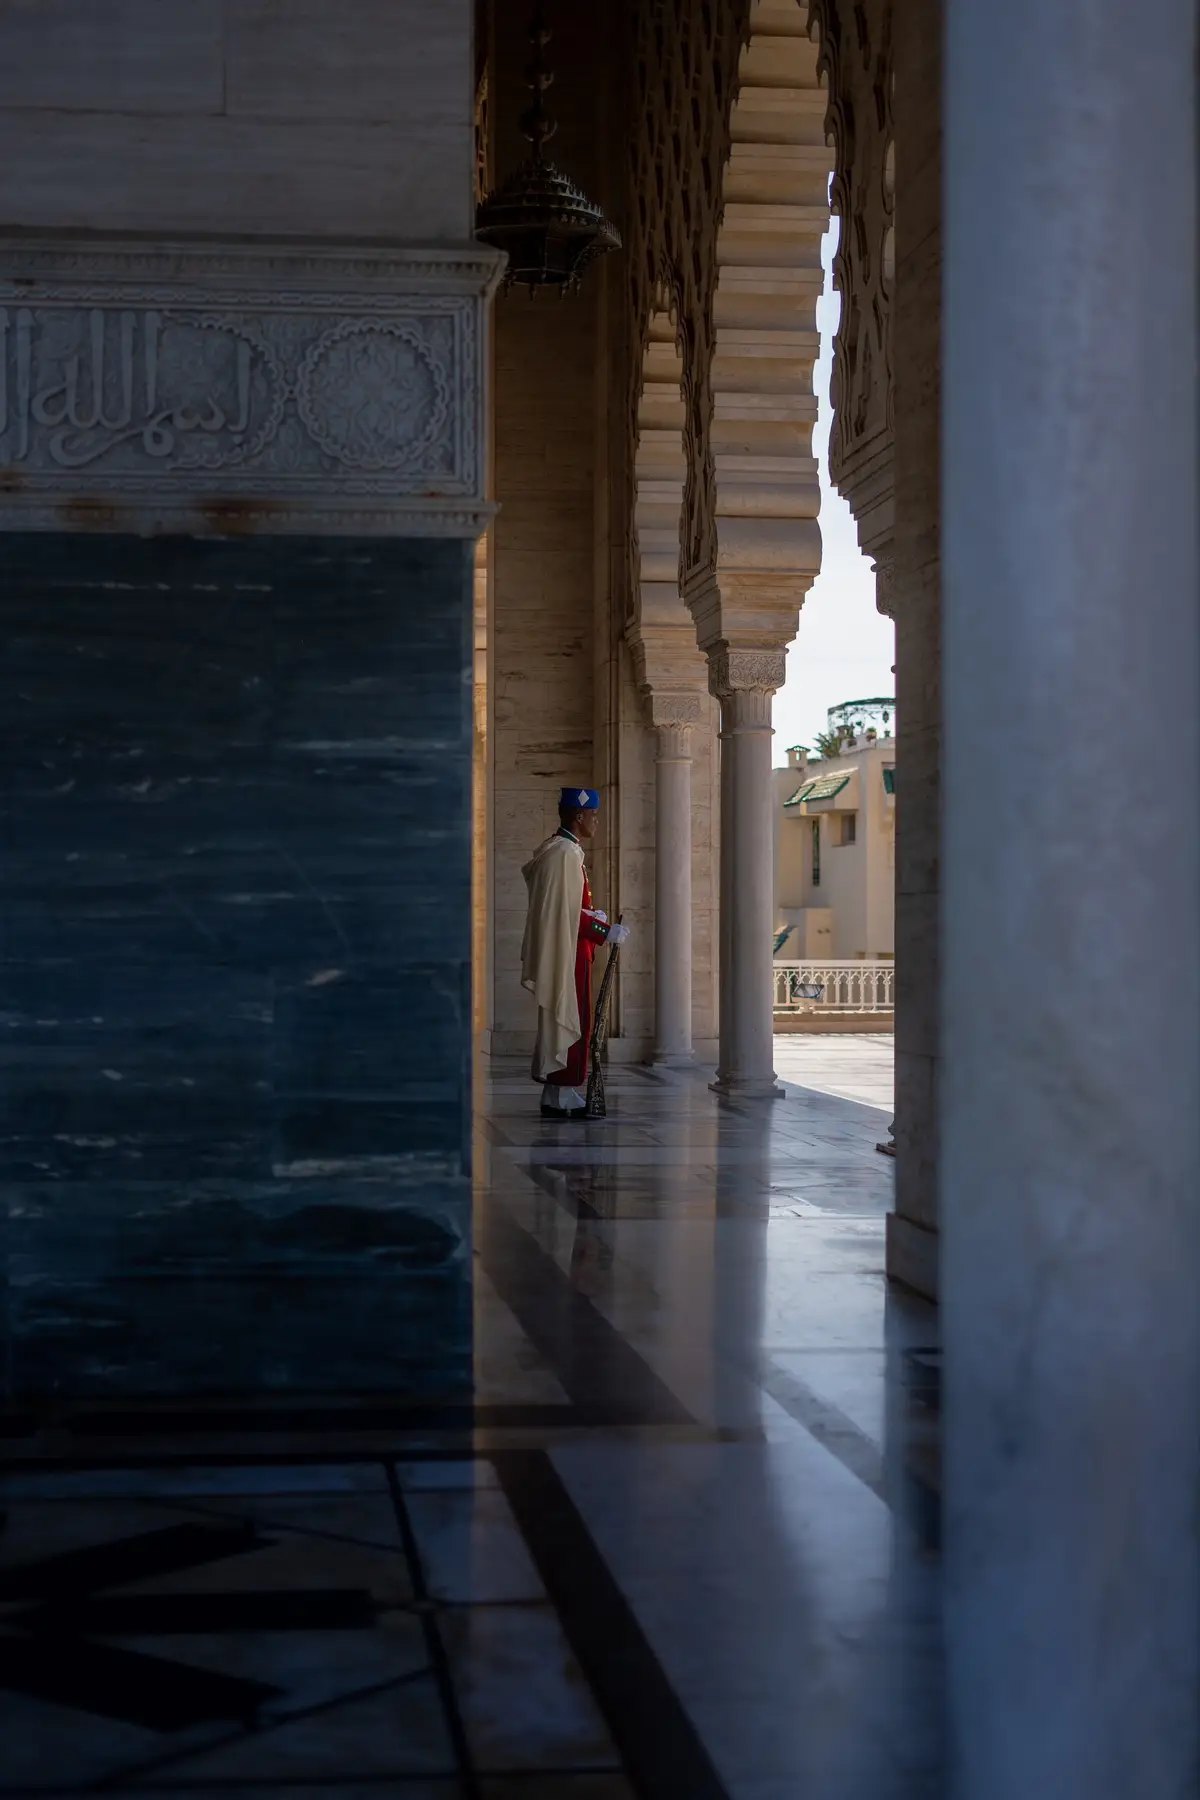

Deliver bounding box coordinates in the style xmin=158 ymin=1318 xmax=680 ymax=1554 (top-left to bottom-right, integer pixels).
xmin=0 ymin=1041 xmax=939 ymax=1798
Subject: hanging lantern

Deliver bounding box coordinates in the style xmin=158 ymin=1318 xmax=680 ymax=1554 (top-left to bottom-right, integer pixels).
xmin=476 ymin=1 xmax=621 ymax=295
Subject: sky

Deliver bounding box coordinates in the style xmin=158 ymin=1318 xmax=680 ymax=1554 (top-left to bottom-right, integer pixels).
xmin=771 ymin=221 xmax=895 ymax=763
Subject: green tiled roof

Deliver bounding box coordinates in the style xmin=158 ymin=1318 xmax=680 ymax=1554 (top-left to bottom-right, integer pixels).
xmin=882 ymin=766 xmax=896 ymax=794
xmin=784 ymin=772 xmax=850 ymax=807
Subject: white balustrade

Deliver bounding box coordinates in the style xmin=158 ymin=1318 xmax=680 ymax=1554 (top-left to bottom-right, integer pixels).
xmin=773 ymin=960 xmax=894 ymax=1015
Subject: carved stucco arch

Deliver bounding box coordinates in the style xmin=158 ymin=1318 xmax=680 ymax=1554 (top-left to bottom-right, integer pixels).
xmin=623 ymin=0 xmax=753 ymax=631
xmin=807 ymin=0 xmax=895 ymax=608
xmin=631 ymin=301 xmax=685 ymax=641
xmin=624 ymin=0 xmax=835 ymax=678
xmin=686 ymin=0 xmax=834 ymax=677
xmin=628 ymin=297 xmax=708 ymax=711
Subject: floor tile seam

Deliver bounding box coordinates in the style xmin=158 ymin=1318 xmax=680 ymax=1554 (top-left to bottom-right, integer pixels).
xmin=477 ymin=1205 xmax=695 ymax=1430
xmin=146 ymin=1494 xmax=410 ymax=1556
xmin=385 ymin=1462 xmax=481 ymax=1799
xmin=0 ymin=1456 xmax=397 ymax=1485
xmin=780 ymin=1072 xmax=892 ymax=1101
xmin=0 ymin=1420 xmax=761 ymax=1469
xmin=1 ymin=1404 xmax=590 ymax=1442
xmin=494 ymin=1449 xmax=733 ymax=1800
xmin=753 ymin=1354 xmax=887 ymax=1502
xmin=493 ymin=1171 xmax=696 ymax=1310
xmin=77 ymin=1665 xmax=440 ymax=1794
xmin=0 ymin=1789 xmax=454 ymax=1798
xmin=490 ymin=1193 xmax=690 ymax=1345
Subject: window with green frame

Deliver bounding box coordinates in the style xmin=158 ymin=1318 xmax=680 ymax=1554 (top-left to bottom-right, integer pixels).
xmin=811 ymin=816 xmax=821 ymax=887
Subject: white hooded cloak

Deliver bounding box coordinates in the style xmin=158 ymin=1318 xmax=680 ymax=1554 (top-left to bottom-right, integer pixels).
xmin=521 ymin=833 xmax=585 ymax=1080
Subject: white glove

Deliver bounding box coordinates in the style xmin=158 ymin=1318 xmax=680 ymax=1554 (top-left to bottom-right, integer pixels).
xmin=607 ymin=923 xmax=630 ymax=946
xmin=585 ymin=908 xmax=608 ymax=924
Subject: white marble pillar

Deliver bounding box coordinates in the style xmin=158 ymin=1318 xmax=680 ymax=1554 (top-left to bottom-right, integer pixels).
xmin=653 ymin=720 xmax=695 ymax=1064
xmin=710 ymin=650 xmax=784 ymax=1098
xmin=942 ymin=0 xmax=1198 ymax=1791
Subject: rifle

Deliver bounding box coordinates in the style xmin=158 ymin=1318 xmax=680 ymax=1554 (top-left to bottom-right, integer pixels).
xmin=584 ymin=913 xmax=623 ymax=1118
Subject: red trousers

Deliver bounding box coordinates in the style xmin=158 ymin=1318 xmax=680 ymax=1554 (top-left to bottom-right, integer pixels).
xmin=544 ymin=933 xmax=594 ymax=1087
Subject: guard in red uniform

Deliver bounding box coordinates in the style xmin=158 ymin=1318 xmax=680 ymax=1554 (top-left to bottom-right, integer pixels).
xmin=520 ymin=788 xmax=630 ymax=1118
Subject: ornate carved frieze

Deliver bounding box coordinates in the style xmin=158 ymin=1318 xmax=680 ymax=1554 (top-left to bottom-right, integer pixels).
xmin=0 ymin=237 xmax=505 ymax=536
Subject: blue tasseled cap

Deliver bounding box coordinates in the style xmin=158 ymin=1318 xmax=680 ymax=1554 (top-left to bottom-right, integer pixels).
xmin=559 ymin=787 xmax=600 ymax=811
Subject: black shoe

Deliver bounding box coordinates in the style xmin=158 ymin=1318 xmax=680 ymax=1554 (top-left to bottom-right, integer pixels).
xmin=541 ymin=1105 xmax=587 ymax=1120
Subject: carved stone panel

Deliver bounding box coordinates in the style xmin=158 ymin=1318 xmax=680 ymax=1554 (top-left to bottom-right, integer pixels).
xmin=0 ymin=237 xmax=504 ymax=536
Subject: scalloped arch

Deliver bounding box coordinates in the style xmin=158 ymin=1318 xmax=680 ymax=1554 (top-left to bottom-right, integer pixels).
xmin=806 ymin=0 xmax=894 ymax=541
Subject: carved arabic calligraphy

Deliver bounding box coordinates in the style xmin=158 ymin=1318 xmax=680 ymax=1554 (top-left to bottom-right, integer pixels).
xmin=0 ymin=266 xmax=476 ymax=527
xmin=0 ymin=308 xmax=274 ymax=471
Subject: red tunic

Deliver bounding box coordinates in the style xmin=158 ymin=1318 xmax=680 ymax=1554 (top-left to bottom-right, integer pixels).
xmin=544 ymin=857 xmax=611 ymax=1088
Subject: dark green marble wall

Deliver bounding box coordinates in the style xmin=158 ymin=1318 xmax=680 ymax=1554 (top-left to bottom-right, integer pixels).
xmin=0 ymin=532 xmax=474 ymax=1404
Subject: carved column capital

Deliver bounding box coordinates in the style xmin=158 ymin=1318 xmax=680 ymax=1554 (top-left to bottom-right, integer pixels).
xmin=647 ymin=689 xmax=705 ymax=732
xmin=654 ymin=721 xmax=695 ymax=761
xmin=707 ymin=645 xmax=787 ymax=700
xmin=627 ymin=624 xmax=709 ymax=739
xmin=706 ymin=646 xmax=786 ymax=732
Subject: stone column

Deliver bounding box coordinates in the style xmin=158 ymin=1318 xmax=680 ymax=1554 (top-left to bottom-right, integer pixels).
xmin=685 ymin=13 xmax=830 ymax=1098
xmin=886 ymin=0 xmax=942 ymax=1300
xmin=651 ymin=708 xmax=698 ymax=1064
xmin=873 ymin=550 xmax=898 ymax=1163
xmin=709 ymin=648 xmax=786 ymax=1099
xmin=629 ymin=635 xmax=708 ymax=1066
xmin=942 ymin=0 xmax=1198 ymax=1790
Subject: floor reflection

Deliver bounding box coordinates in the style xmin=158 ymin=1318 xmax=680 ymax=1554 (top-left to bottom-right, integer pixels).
xmin=0 ymin=1038 xmax=940 ymax=1799
xmin=475 ymin=1042 xmax=942 ymax=1797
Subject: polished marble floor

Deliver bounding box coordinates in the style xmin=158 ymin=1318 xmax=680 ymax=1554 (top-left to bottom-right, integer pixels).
xmin=0 ymin=1036 xmax=941 ymax=1799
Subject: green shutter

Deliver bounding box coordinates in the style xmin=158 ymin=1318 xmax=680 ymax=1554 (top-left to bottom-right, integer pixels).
xmin=784 ymin=772 xmax=851 ymax=807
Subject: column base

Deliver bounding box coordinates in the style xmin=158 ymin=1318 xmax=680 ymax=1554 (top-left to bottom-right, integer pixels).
xmin=652 ymin=1050 xmax=695 ymax=1068
xmin=710 ymin=1075 xmax=785 ymax=1100
xmin=886 ymin=1212 xmax=939 ymax=1301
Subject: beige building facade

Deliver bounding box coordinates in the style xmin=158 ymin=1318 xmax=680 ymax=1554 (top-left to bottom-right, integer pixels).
xmin=773 ymin=734 xmax=895 ymax=961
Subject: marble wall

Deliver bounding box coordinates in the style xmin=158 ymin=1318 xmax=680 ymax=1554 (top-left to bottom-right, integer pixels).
xmin=0 ymin=531 xmax=475 ymax=1401
xmin=0 ymin=0 xmax=473 ymax=241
